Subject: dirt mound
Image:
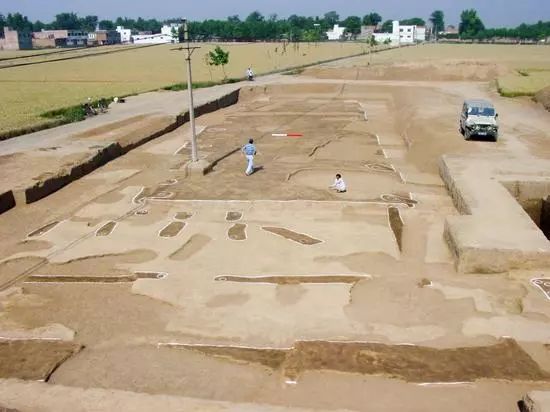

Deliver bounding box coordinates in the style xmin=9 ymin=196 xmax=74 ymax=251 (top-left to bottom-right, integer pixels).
xmin=305 ymin=61 xmax=509 ymax=82
xmin=535 ymin=86 xmax=550 ymax=111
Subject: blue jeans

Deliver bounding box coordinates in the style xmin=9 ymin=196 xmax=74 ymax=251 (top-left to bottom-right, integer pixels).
xmin=245 ymin=155 xmax=254 ymax=175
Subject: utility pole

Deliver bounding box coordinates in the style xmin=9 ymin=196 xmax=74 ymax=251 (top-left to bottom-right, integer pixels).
xmin=182 ymin=19 xmax=200 ymax=162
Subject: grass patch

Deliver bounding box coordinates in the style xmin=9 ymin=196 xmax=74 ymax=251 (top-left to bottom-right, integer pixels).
xmin=162 ymin=78 xmax=241 ymax=91
xmin=497 ymin=70 xmax=550 ymax=97
xmin=282 ymin=68 xmax=305 ymax=75
xmin=41 ymin=97 xmax=113 ymax=123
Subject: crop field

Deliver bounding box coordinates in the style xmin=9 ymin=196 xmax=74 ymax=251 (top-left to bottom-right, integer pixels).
xmin=497 ymin=69 xmax=550 ymax=96
xmin=0 ymin=42 xmax=369 ymax=134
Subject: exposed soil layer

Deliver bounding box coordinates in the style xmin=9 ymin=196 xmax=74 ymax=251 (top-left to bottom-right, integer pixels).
xmin=27 ymin=221 xmax=59 ymax=237
xmin=0 ymin=340 xmax=82 ymax=381
xmin=25 ymin=271 xmax=161 ymax=283
xmin=535 ymin=86 xmax=550 ymax=111
xmin=531 ymin=278 xmax=550 ymax=300
xmin=174 ymin=212 xmax=193 ymax=221
xmin=169 ymin=234 xmax=212 ymax=261
xmin=169 ymin=339 xmax=550 ymax=383
xmin=226 ymin=211 xmax=243 ymax=221
xmin=262 ymin=227 xmax=322 ymax=245
xmin=0 ymin=256 xmax=47 ymax=289
xmin=215 ymin=275 xmax=369 ymax=285
xmin=37 ymin=250 xmax=157 ymax=278
xmin=159 ymin=221 xmax=186 ymax=238
xmin=388 ymin=207 xmax=404 ymax=251
xmin=228 ymin=223 xmax=247 ymax=241
xmin=95 ymin=221 xmax=117 ymax=237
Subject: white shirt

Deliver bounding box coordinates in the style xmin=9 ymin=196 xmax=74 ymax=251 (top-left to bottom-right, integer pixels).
xmin=247 ymin=69 xmax=254 ymax=77
xmin=332 ymin=178 xmax=346 ymax=192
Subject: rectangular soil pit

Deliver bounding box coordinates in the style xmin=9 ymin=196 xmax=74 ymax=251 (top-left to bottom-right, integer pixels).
xmin=262 ymin=227 xmax=322 ymax=245
xmin=0 ymin=340 xmax=82 ymax=381
xmin=165 ymin=339 xmax=550 ymax=383
xmin=159 ymin=221 xmax=186 ymax=238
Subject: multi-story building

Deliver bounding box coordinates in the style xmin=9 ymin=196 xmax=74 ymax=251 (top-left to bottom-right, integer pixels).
xmin=0 ymin=27 xmax=32 ymax=50
xmin=33 ymin=29 xmax=87 ymax=48
xmin=326 ymin=24 xmax=346 ymax=41
xmin=88 ymin=30 xmax=121 ymax=46
xmin=116 ymin=26 xmax=132 ymax=43
xmin=161 ymin=23 xmax=181 ymax=38
xmin=373 ymin=20 xmax=426 ymax=45
xmin=66 ymin=30 xmax=88 ymax=47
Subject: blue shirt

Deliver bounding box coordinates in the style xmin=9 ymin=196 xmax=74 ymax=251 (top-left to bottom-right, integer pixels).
xmin=242 ymin=143 xmax=256 ymax=156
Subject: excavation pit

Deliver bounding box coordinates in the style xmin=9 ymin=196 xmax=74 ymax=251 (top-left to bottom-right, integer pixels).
xmin=0 ymin=340 xmax=82 ymax=381
xmin=262 ymin=227 xmax=322 ymax=245
xmin=215 ymin=274 xmax=370 ymax=285
xmin=226 ymin=211 xmax=243 ymax=222
xmin=95 ymin=221 xmax=117 ymax=237
xmin=531 ymin=278 xmax=550 ymax=300
xmin=174 ymin=212 xmax=193 ymax=221
xmin=27 ymin=221 xmax=59 ymax=238
xmin=25 ymin=271 xmax=166 ymax=284
xmin=228 ymin=224 xmax=247 ymax=241
xmin=159 ymin=221 xmax=186 ymax=238
xmin=163 ymin=339 xmax=550 ymax=383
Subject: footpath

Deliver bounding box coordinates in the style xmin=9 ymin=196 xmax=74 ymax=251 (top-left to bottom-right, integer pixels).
xmin=0 ymin=74 xmax=282 ymax=215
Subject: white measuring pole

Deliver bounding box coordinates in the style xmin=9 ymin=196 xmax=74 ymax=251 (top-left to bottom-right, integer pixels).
xmin=183 ymin=19 xmax=198 ymax=162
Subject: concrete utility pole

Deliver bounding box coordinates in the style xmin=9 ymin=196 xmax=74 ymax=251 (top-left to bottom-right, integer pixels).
xmin=182 ymin=19 xmax=199 ymax=162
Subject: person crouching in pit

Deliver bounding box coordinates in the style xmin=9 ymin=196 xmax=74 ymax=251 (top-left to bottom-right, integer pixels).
xmin=330 ymin=173 xmax=347 ymax=193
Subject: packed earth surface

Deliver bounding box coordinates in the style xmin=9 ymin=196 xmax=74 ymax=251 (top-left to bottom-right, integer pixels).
xmin=0 ymin=44 xmax=550 ymax=411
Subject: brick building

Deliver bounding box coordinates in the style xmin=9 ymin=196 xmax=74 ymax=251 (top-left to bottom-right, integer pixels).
xmin=0 ymin=27 xmax=33 ymax=50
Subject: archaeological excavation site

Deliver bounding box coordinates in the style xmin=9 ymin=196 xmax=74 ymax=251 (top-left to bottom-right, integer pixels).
xmin=1 ymin=45 xmax=550 ymax=411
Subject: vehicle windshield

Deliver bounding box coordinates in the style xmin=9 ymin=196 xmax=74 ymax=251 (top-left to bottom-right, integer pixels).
xmin=468 ymin=106 xmax=495 ymax=117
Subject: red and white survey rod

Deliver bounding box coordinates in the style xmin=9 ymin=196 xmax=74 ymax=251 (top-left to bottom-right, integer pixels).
xmin=272 ymin=133 xmax=303 ymax=137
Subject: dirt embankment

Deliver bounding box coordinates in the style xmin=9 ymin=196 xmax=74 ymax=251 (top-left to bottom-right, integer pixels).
xmin=305 ymin=61 xmax=509 ymax=82
xmin=535 ymin=86 xmax=550 ymax=111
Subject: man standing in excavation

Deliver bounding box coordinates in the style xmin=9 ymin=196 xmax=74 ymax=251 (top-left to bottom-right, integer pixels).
xmin=242 ymin=138 xmax=257 ymax=176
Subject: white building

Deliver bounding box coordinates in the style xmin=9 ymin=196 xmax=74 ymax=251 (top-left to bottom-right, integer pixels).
xmin=161 ymin=23 xmax=181 ymax=39
xmin=116 ymin=26 xmax=132 ymax=43
xmin=373 ymin=20 xmax=426 ymax=45
xmin=132 ymin=33 xmax=177 ymax=44
xmin=326 ymin=24 xmax=346 ymax=41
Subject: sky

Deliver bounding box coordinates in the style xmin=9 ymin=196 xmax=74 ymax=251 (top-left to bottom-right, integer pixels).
xmin=1 ymin=0 xmax=549 ymax=27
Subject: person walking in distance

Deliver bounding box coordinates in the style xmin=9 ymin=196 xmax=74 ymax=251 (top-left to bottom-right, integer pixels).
xmin=329 ymin=173 xmax=347 ymax=193
xmin=242 ymin=138 xmax=257 ymax=176
xmin=246 ymin=67 xmax=254 ymax=81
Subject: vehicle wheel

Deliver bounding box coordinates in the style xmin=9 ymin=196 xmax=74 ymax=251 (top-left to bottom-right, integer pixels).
xmin=464 ymin=130 xmax=470 ymax=141
xmin=459 ymin=124 xmax=465 ymax=135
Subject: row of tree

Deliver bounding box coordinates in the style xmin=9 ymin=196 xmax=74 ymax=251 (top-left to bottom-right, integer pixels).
xmin=1 ymin=9 xmax=549 ymax=41
xmin=0 ymin=10 xmax=426 ymax=41
xmin=0 ymin=12 xmax=164 ymax=34
xmin=456 ymin=9 xmax=550 ymax=40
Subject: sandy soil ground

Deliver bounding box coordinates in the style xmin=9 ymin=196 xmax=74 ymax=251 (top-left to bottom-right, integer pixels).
xmin=1 ymin=51 xmax=550 ymax=411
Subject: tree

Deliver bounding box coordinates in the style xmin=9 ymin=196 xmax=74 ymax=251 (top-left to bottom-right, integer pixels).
xmin=400 ymin=18 xmax=426 ymax=26
xmin=459 ymin=9 xmax=485 ymax=38
xmin=6 ymin=13 xmax=33 ymax=32
xmin=0 ymin=14 xmax=5 ymax=33
xmin=33 ymin=20 xmax=47 ymax=31
xmin=429 ymin=10 xmax=445 ymax=34
xmin=208 ymin=46 xmax=230 ymax=79
xmin=381 ymin=20 xmax=394 ymax=33
xmin=343 ymin=16 xmax=362 ymax=39
xmin=363 ymin=13 xmax=382 ymax=26
xmin=79 ymin=15 xmax=98 ymax=32
xmin=99 ymin=20 xmax=115 ymax=30
xmin=52 ymin=12 xmax=80 ymax=30
xmin=324 ymin=11 xmax=339 ymax=27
